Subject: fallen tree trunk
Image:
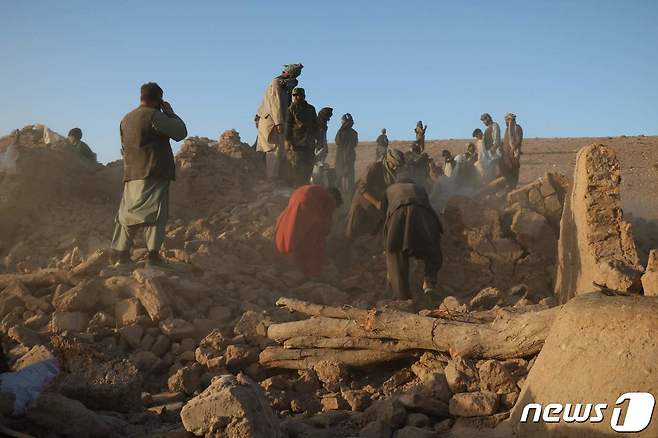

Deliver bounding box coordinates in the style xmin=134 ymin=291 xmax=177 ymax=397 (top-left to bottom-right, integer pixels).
xmin=283 ymin=336 xmax=425 ymax=352
xmin=260 ymin=346 xmax=410 ymax=369
xmin=269 ymin=298 xmax=561 ymax=360
xmin=269 ymin=317 xmax=438 ymax=350
xmin=0 ymin=269 xmax=69 ymax=290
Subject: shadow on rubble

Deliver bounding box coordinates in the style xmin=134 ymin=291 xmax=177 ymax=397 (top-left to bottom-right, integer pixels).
xmin=628 ymin=215 xmax=658 ymax=266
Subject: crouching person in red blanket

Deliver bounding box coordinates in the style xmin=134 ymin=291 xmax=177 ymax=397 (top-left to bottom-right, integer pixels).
xmin=275 ymin=185 xmax=343 ymax=277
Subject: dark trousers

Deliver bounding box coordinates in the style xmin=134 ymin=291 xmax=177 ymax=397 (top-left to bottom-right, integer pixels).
xmin=505 ymin=165 xmax=520 ymax=189
xmin=287 ymin=147 xmax=315 ymax=188
xmin=386 ymin=250 xmax=442 ymax=299
xmin=500 ymin=161 xmax=520 ymax=190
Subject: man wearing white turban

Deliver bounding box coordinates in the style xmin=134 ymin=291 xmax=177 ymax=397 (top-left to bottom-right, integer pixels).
xmin=256 ymin=63 xmax=303 ymax=182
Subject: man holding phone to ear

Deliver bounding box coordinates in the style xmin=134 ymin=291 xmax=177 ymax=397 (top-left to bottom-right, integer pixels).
xmin=111 ymin=82 xmax=187 ymax=266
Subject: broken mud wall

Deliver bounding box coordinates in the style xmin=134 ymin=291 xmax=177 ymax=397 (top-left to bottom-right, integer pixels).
xmin=437 ymin=172 xmax=568 ymax=299
xmin=171 ymin=134 xmax=263 ymax=221
xmin=0 ymin=126 xmax=119 ymax=271
xmin=0 ymin=127 xmax=264 ymax=272
xmin=554 ymin=144 xmax=643 ymax=303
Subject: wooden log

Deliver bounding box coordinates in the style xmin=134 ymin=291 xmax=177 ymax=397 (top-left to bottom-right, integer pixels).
xmin=268 ymin=299 xmax=561 ymax=360
xmin=283 ymin=336 xmax=425 ymax=352
xmin=70 ymin=249 xmax=109 ymax=279
xmin=276 ymin=297 xmax=369 ymax=319
xmin=277 ymin=296 xmax=506 ymax=324
xmin=0 ymin=269 xmax=69 ymax=290
xmin=259 ymin=346 xmax=410 ymax=369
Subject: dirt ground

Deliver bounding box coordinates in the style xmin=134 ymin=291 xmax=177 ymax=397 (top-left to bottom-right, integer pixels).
xmin=349 ymin=135 xmax=658 ymax=219
xmin=2 ymin=128 xmax=657 ymax=437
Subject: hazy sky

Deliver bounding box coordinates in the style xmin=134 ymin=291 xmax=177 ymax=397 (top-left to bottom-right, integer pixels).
xmin=1 ymin=0 xmax=657 ymax=163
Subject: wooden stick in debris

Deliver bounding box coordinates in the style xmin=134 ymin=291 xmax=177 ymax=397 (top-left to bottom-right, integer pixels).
xmin=269 ymin=298 xmax=561 ymax=360
xmin=276 ymin=297 xmax=370 ymax=319
xmin=70 ymin=249 xmax=109 ymax=279
xmin=259 ymin=346 xmax=410 ymax=369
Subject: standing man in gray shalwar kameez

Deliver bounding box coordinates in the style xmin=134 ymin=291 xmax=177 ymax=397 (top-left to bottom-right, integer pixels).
xmin=256 ymin=63 xmax=303 ymax=183
xmin=111 ymin=82 xmax=187 ymax=265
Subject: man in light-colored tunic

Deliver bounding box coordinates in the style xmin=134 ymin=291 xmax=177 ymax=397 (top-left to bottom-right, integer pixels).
xmin=501 ymin=112 xmax=523 ymax=189
xmin=256 ymin=63 xmax=303 ymax=182
xmin=414 ymin=121 xmax=427 ymax=152
xmin=111 ymin=82 xmax=187 ymax=265
xmin=472 ymin=128 xmax=501 ymax=184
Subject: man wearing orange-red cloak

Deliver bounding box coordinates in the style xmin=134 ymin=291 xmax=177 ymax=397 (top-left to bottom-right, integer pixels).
xmin=275 ymin=185 xmax=342 ymax=277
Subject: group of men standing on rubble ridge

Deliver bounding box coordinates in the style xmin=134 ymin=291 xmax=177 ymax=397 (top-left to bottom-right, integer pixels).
xmin=255 ymin=63 xmax=523 ymax=300
xmin=50 ymin=62 xmax=522 ymax=302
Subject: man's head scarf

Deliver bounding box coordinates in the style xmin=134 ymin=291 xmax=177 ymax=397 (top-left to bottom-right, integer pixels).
xmin=340 ymin=113 xmax=354 ymax=130
xmin=383 ymin=148 xmax=405 ymax=186
xmin=283 ymin=63 xmax=304 ymax=78
xmin=318 ymin=107 xmax=333 ymax=122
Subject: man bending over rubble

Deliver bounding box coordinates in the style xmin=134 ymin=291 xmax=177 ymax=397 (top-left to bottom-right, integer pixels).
xmin=274 ymin=185 xmax=342 ymax=277
xmin=384 ymin=180 xmax=443 ymax=299
xmin=110 ymin=82 xmax=187 ymax=266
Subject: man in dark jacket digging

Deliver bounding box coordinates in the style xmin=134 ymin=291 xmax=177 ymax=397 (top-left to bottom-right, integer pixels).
xmin=383 ymin=180 xmax=443 ymax=299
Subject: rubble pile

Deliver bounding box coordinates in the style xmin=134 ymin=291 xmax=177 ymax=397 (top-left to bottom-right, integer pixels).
xmin=1 ymin=135 xmax=658 ymax=437
xmin=0 ymin=128 xmax=265 ymax=272
xmin=0 ymin=126 xmax=118 ymax=272
xmin=507 ymin=292 xmax=658 ymax=438
xmin=172 ymin=133 xmax=264 ymax=221
xmin=372 ymin=172 xmax=568 ymax=303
